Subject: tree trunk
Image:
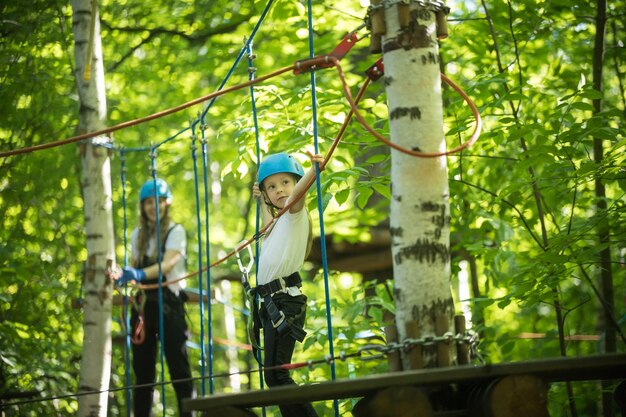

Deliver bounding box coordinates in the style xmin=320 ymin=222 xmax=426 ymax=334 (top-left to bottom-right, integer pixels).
xmin=382 ymin=2 xmax=455 ymax=369
xmin=592 ymin=1 xmax=615 ymax=416
xmin=72 ymin=1 xmax=115 ymax=416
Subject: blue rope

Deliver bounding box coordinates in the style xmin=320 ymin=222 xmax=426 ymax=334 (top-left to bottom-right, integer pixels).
xmin=198 ymin=125 xmax=215 ymax=394
xmin=306 ymin=2 xmax=338 ymax=416
xmin=246 ymin=40 xmax=267 ymax=417
xmin=93 ymin=126 xmax=190 ymax=153
xmin=119 ymin=149 xmax=133 ymax=417
xmin=155 ymin=126 xmax=191 ymax=148
xmin=190 ymin=127 xmax=208 ymax=395
xmin=149 ymin=150 xmax=168 ymax=416
xmin=198 ymin=0 xmax=276 ymax=126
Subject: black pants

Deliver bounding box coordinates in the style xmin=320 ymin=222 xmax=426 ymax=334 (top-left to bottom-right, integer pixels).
xmin=131 ymin=290 xmax=194 ymax=417
xmin=260 ymin=293 xmax=319 ymax=417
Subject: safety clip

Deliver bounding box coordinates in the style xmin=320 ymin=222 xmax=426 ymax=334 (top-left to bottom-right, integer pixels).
xmin=365 ymin=58 xmax=385 ymax=81
xmin=235 ymin=242 xmax=255 ymax=285
xmin=293 ymin=31 xmax=361 ymax=74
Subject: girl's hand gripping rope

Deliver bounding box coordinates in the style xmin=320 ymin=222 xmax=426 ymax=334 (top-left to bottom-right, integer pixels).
xmin=305 ymin=150 xmax=325 ymax=171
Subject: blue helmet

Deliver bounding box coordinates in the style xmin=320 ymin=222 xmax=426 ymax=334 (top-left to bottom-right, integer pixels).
xmin=257 ymin=153 xmax=304 ymax=189
xmin=139 ymin=178 xmax=172 ymax=203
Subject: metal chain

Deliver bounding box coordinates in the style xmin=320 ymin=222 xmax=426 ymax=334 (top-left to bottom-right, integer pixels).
xmin=358 ymin=330 xmax=483 ymax=363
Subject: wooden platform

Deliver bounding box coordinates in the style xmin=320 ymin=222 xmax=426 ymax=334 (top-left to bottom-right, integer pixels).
xmin=183 ymin=353 xmax=626 ymax=412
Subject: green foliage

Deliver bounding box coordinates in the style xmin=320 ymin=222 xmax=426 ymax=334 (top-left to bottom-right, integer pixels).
xmin=2 ymin=0 xmax=626 ymax=415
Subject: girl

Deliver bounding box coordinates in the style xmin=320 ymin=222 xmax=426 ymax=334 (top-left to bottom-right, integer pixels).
xmin=252 ymin=152 xmax=323 ymax=417
xmin=116 ymin=178 xmax=194 ymax=417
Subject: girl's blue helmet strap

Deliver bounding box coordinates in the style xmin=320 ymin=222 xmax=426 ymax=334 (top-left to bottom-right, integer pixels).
xmin=257 ymin=153 xmax=304 ymax=189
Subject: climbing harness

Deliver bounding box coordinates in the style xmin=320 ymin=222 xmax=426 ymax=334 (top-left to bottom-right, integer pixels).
xmin=254 ymin=272 xmax=307 ymax=341
xmin=237 ymin=244 xmax=307 ymax=349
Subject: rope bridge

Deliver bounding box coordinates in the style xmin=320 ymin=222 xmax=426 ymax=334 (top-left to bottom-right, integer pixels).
xmin=0 ymin=1 xmax=485 ymax=416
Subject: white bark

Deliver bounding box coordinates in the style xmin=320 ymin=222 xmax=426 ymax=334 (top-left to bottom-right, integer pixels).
xmin=72 ymin=0 xmax=115 ymax=415
xmin=383 ymin=2 xmax=455 ymax=368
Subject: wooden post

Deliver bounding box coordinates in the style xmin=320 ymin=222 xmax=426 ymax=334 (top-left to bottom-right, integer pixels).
xmin=467 ymin=375 xmax=549 ymax=417
xmin=353 ymin=386 xmax=433 ymax=417
xmin=385 ymin=324 xmax=402 ymax=372
xmin=455 ymin=315 xmax=470 ymax=365
xmin=369 ymin=0 xmax=385 ymax=54
xmin=405 ymin=320 xmax=423 ymax=370
xmin=436 ymin=314 xmax=450 ymax=367
xmin=435 ymin=9 xmax=448 ymax=40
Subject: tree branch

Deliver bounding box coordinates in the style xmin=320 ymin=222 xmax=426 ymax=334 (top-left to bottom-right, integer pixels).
xmin=101 ymin=13 xmax=252 ymax=71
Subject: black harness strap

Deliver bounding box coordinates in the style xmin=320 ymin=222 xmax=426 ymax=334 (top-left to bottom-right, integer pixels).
xmin=142 ymin=224 xmax=179 ymax=287
xmin=249 ymin=271 xmax=302 ymax=297
xmin=248 ymin=272 xmax=307 ymax=344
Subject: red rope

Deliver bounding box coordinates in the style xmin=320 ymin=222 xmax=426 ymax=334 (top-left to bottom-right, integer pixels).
xmin=0 ymin=66 xmax=294 ymax=158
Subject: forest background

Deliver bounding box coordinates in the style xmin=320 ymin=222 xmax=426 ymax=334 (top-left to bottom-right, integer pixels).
xmin=1 ymin=0 xmax=625 ymax=416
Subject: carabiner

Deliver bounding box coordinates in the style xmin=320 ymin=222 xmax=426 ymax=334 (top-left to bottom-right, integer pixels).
xmin=235 ymin=242 xmax=255 ymax=277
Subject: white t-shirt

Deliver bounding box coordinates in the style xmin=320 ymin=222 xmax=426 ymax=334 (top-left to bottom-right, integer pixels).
xmin=257 ymin=205 xmax=309 ymax=297
xmin=130 ymin=221 xmax=187 ymax=296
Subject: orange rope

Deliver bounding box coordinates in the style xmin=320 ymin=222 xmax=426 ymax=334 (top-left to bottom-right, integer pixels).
xmin=0 ymin=65 xmax=294 ymax=158
xmin=320 ymin=56 xmax=483 ymax=158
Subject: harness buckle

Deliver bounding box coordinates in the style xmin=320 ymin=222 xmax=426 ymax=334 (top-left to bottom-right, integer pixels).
xmin=272 ymin=310 xmax=286 ymax=329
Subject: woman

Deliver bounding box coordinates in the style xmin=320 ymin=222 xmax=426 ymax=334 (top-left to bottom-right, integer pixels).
xmin=116 ymin=178 xmax=194 ymax=417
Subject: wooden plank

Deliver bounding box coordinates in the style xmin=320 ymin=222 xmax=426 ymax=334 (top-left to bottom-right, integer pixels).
xmin=183 ymin=353 xmax=626 ymax=412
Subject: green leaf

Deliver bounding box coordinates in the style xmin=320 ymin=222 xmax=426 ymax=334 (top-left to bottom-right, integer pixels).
xmin=334 ymin=188 xmax=351 ymax=206
xmin=356 ymin=187 xmax=374 ymax=210
xmin=372 ymin=183 xmax=391 ymax=200
xmin=571 ymin=101 xmax=595 ymax=111
xmin=365 ymin=154 xmax=388 ymax=164
xmin=579 ymin=88 xmax=603 ymax=100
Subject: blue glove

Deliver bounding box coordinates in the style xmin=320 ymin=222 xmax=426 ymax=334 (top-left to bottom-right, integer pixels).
xmin=117 ymin=266 xmax=147 ymax=285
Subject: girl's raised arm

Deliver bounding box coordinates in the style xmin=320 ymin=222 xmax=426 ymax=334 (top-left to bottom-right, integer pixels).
xmin=289 ymin=154 xmax=324 ymax=213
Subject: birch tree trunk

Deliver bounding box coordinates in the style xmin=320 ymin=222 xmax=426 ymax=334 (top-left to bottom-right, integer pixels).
xmin=382 ymin=1 xmax=455 ymax=369
xmin=72 ymin=1 xmax=115 ymax=415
